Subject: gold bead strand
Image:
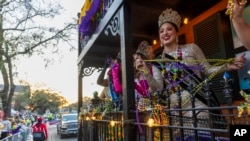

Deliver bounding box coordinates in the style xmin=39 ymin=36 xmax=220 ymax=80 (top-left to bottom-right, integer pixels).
xmin=225 ymin=0 xmax=234 ymax=20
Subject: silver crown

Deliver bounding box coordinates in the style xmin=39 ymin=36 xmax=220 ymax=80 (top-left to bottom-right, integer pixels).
xmin=158 ymin=8 xmax=181 ymax=29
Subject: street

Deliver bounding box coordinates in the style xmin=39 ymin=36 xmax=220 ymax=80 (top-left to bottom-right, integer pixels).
xmin=47 ymin=123 xmax=77 ymax=141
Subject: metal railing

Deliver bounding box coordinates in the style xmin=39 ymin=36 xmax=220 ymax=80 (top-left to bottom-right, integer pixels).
xmin=0 ymin=127 xmax=32 ymax=141
xmin=80 ymin=77 xmax=250 ymax=141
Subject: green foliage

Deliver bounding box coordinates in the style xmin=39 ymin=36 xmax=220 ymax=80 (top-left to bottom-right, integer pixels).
xmin=14 ymin=88 xmax=91 ymax=115
xmin=30 ymin=89 xmax=68 ymax=115
xmin=93 ymin=91 xmax=99 ymax=99
xmin=67 ymin=102 xmax=78 ymax=112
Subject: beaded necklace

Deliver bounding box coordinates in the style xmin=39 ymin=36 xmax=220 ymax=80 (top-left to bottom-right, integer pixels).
xmin=145 ymin=48 xmax=233 ymax=110
xmin=162 ymin=46 xmax=228 ymax=109
xmin=163 ymin=46 xmax=183 ymax=93
xmin=163 ymin=46 xmax=202 ymax=109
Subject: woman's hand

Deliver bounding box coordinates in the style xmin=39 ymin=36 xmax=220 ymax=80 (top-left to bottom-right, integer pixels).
xmin=228 ymin=53 xmax=246 ymax=70
xmin=232 ymin=0 xmax=246 ymax=18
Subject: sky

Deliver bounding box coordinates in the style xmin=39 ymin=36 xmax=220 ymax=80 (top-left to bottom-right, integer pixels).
xmin=12 ymin=0 xmax=104 ymax=103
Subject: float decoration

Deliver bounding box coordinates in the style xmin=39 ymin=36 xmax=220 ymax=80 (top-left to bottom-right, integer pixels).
xmin=238 ymin=90 xmax=250 ymax=117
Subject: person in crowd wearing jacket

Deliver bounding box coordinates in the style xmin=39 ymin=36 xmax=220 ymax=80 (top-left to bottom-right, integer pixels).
xmin=32 ymin=117 xmax=48 ymax=141
xmin=0 ymin=116 xmax=11 ymax=139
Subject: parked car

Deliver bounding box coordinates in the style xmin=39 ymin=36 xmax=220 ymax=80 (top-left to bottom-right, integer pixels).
xmin=57 ymin=113 xmax=78 ymax=138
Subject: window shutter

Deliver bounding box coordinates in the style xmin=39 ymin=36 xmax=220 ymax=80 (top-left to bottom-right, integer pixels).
xmin=193 ymin=11 xmax=241 ymax=103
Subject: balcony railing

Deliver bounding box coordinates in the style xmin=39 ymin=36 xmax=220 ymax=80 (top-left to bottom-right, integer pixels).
xmin=79 ymin=75 xmax=249 ymax=141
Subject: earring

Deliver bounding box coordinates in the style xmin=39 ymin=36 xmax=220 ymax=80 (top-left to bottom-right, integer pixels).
xmin=176 ymin=36 xmax=179 ymax=44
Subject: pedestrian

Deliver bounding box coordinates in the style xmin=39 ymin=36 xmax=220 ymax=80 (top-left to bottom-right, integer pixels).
xmin=32 ymin=117 xmax=48 ymax=141
xmin=0 ymin=116 xmax=11 ymax=140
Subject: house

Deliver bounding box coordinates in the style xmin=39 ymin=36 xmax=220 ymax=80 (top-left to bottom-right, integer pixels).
xmin=0 ymin=84 xmax=30 ymax=109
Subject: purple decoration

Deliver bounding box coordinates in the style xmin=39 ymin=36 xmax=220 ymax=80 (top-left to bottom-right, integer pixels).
xmin=166 ymin=72 xmax=195 ymax=90
xmin=135 ymin=108 xmax=143 ymax=134
xmin=163 ymin=62 xmax=204 ymax=90
xmin=79 ymin=0 xmax=101 ymax=35
xmin=164 ymin=63 xmax=204 ymax=71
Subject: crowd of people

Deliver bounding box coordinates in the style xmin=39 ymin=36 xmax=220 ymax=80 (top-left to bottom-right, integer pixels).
xmin=0 ymin=109 xmax=48 ymax=141
xmin=0 ymin=110 xmax=35 ymax=140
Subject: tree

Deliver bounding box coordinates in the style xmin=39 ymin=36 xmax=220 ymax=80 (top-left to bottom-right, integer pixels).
xmin=0 ymin=0 xmax=76 ymax=116
xmin=30 ymin=89 xmax=61 ymax=114
xmin=13 ymin=82 xmax=68 ymax=115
